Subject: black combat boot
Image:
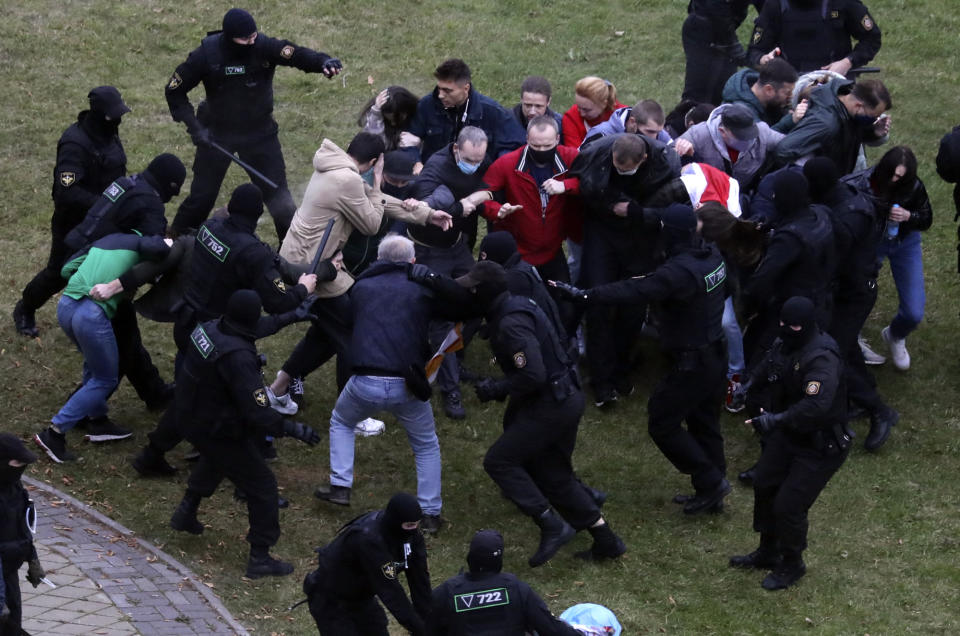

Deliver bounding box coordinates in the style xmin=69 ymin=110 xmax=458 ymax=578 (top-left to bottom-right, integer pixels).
xmin=528 ymin=509 xmax=575 ymax=567
xmin=730 ymin=534 xmax=781 ymax=569
xmin=246 ymin=545 xmax=294 ymax=579
xmin=574 ymin=522 xmax=627 ymax=561
xmin=864 ymin=404 xmax=898 ymax=451
xmin=762 ymin=551 xmax=806 ymax=590
xmin=170 ymin=492 xmax=204 ymax=535
xmin=132 ymin=444 xmax=177 ymax=477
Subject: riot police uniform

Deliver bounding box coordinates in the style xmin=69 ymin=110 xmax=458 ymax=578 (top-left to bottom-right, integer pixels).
xmin=15 ymin=87 xmax=127 ymax=337
xmin=682 ymin=1 xmax=760 ymax=104
xmin=428 ymin=529 xmax=581 ymax=636
xmin=169 ymin=290 xmax=320 ymax=579
xmin=303 ymin=493 xmax=431 ymax=636
xmin=732 ymin=296 xmax=850 ymax=590
xmin=747 ymin=0 xmax=881 ymax=73
xmin=467 ymin=262 xmax=624 ymax=566
xmin=577 ymin=204 xmax=730 ymax=514
xmin=165 ymin=9 xmax=340 ymax=240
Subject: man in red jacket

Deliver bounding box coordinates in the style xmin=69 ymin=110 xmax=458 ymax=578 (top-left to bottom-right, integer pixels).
xmin=480 ymin=115 xmax=582 ymax=286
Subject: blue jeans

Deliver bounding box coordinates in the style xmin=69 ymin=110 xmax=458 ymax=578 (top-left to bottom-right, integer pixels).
xmin=53 ymin=296 xmax=118 ymax=430
xmin=722 ymin=296 xmax=745 ymax=377
xmin=328 ymin=375 xmax=442 ymax=515
xmin=876 ymin=231 xmax=925 ymax=339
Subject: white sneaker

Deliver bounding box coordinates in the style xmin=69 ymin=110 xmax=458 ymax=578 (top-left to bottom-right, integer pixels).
xmin=355 ymin=418 xmax=385 ymax=437
xmin=266 ymin=386 xmax=298 ymax=415
xmin=858 ymin=335 xmax=886 ymax=366
xmin=881 ymin=327 xmax=910 ymax=370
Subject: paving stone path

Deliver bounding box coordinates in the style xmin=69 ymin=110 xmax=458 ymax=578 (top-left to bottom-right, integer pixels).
xmin=19 ymin=476 xmax=248 ymax=635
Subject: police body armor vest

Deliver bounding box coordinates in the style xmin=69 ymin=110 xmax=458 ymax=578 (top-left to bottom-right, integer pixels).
xmin=184 ymin=217 xmax=264 ymax=321
xmin=53 ymin=120 xmax=127 ymax=209
xmin=444 ymin=572 xmax=527 ymax=636
xmin=177 ymin=320 xmax=256 ymax=434
xmin=64 ymin=174 xmax=154 ymax=252
xmin=830 ymin=184 xmax=880 ymax=283
xmin=490 ymin=296 xmax=571 ymax=383
xmin=778 ymin=0 xmax=851 ymax=72
xmin=780 ymin=331 xmax=847 ymax=434
xmin=776 ymin=204 xmax=835 ymax=304
xmin=199 ymin=33 xmax=276 ymax=130
xmin=655 ymin=245 xmax=727 ymax=350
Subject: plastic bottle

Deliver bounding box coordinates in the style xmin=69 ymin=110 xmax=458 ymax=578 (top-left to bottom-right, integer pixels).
xmin=886 ymin=204 xmax=900 ymax=239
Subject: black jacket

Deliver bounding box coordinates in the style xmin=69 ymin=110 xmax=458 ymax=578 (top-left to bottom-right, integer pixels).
xmin=64 ymin=172 xmax=168 ymax=252
xmin=52 ymin=111 xmax=127 ymax=220
xmin=842 ymin=167 xmax=933 ymax=240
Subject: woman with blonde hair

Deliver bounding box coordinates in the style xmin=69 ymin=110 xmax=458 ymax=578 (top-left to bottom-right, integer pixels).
xmin=561 ymin=76 xmax=625 ymax=148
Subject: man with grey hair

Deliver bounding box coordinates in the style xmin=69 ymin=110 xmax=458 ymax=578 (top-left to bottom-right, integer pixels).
xmin=405 ymin=126 xmax=493 ymax=419
xmin=315 ymin=234 xmax=474 ymax=535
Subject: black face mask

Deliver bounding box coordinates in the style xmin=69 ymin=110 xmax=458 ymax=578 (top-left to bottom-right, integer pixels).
xmin=779 ymin=325 xmax=808 ymax=352
xmin=0 ymin=463 xmax=27 ymax=487
xmin=87 ymin=111 xmax=120 ymax=138
xmin=528 ymin=147 xmax=556 ymax=165
xmin=853 ymin=114 xmax=876 ymax=129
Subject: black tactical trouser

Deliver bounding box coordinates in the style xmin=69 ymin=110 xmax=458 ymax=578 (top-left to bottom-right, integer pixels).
xmin=172 ymin=132 xmax=295 ymax=242
xmin=281 ymin=294 xmax=354 ymax=393
xmin=483 ymin=389 xmax=601 ymax=529
xmin=20 ymin=207 xmax=78 ymax=313
xmin=830 ymin=279 xmax=884 ymax=413
xmin=112 ymin=300 xmax=169 ymax=407
xmin=752 ymin=429 xmax=848 ymax=556
xmin=647 ymin=341 xmax=727 ymax=493
xmin=308 ymin=591 xmax=389 ymax=636
xmin=681 ymin=13 xmax=739 ymax=105
xmin=184 ymin=433 xmax=280 ymax=548
xmin=1 ymin=560 xmax=24 ymax=636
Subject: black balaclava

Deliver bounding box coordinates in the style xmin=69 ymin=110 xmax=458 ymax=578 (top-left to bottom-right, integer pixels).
xmin=456 ymin=260 xmax=509 ymax=310
xmin=779 ymin=295 xmax=817 ymax=352
xmin=221 ymin=289 xmax=262 ymax=340
xmin=0 ymin=433 xmax=37 ymax=487
xmin=226 ymin=183 xmax=264 ymax=232
xmin=467 ymin=529 xmax=504 ymax=574
xmin=380 ymin=492 xmax=422 ymax=543
xmin=803 ymin=157 xmax=840 ymax=204
xmin=86 ymin=85 xmax=129 ymax=138
xmin=222 ymin=8 xmax=257 ymax=57
xmin=772 ymin=170 xmax=810 ymax=222
xmin=478 ymin=231 xmax=518 ymax=266
xmin=658 ymin=203 xmax=698 ymax=254
xmin=144 ymin=153 xmax=186 ymax=203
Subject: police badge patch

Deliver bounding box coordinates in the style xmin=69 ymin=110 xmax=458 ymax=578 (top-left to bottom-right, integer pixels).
xmin=281 ymin=45 xmax=295 ymax=59
xmin=381 ymin=562 xmax=397 ymax=580
xmin=273 ymin=278 xmax=286 ymax=292
xmin=752 ymin=28 xmax=763 ymax=45
xmin=168 ymin=72 xmax=182 ymax=90
xmin=59 ymin=172 xmax=76 ymax=187
xmin=253 ymin=388 xmax=268 ymax=407
xmin=513 ymin=352 xmax=526 ymax=368
xmin=805 ymin=381 xmax=821 ymax=395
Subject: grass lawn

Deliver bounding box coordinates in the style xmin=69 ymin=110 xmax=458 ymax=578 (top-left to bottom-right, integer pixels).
xmin=2 ymin=0 xmax=960 ymax=633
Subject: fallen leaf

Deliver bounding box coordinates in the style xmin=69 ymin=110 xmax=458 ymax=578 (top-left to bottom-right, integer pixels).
xmin=367 ymin=75 xmax=375 ymax=85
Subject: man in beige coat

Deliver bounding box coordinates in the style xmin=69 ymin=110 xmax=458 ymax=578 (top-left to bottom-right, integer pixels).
xmin=269 ymin=133 xmax=452 ymax=407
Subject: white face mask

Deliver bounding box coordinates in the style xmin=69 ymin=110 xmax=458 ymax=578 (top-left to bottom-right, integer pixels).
xmin=615 ymin=165 xmax=639 ymax=176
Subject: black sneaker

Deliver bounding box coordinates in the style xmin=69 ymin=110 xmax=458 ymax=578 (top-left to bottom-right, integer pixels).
xmin=314 ymin=484 xmax=351 ymax=506
xmin=683 ymin=478 xmax=731 ymax=515
xmin=34 ymin=428 xmax=76 ymax=463
xmin=421 ymin=514 xmax=444 ymax=535
xmin=593 ymin=387 xmax=618 ymax=409
xmin=245 ymin=555 xmax=294 ymax=579
xmin=13 ymin=300 xmax=38 ymax=338
xmin=443 ymin=390 xmax=466 ymax=420
xmin=290 ymin=376 xmax=305 ymax=408
xmin=84 ymin=417 xmax=132 ymax=443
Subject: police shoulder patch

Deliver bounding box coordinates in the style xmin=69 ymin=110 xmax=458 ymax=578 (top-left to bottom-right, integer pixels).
xmin=861 ymin=14 xmax=874 ymax=30
xmin=513 ymin=352 xmax=526 ymax=368
xmin=805 ymin=381 xmax=821 ymax=395
xmin=253 ymin=387 xmax=269 ymax=407
xmin=168 ymin=72 xmax=182 ymax=90
xmin=273 ymin=277 xmax=286 ymax=292
xmin=830 ymin=10 xmax=840 ymax=19
xmin=103 ymin=181 xmax=126 ymax=202
xmin=381 ymin=562 xmax=397 ymax=580
xmin=280 ymin=45 xmax=295 ymax=59
xmin=59 ymin=172 xmax=76 ymax=187
xmin=752 ymin=27 xmax=763 ymax=45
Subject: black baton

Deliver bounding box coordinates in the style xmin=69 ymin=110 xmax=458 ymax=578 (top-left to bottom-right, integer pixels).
xmin=310 ymin=218 xmax=336 ymax=274
xmin=210 ymin=141 xmax=279 ymax=190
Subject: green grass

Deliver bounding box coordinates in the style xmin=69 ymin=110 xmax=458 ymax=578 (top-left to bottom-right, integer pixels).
xmin=3 ymin=0 xmax=960 ymax=633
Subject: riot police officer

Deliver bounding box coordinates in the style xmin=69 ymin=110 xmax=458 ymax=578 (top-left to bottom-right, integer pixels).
xmin=428 ymin=529 xmax=582 ymax=636
xmin=14 ymin=86 xmax=128 ymax=337
xmin=682 ymin=1 xmax=761 ymax=104
xmin=554 ymin=204 xmax=730 ymax=514
xmin=732 ymin=296 xmax=850 ymax=590
xmin=169 ymin=290 xmax=321 ymax=579
xmin=302 ymin=492 xmax=431 ymax=635
xmin=165 ymin=8 xmax=343 ymax=239
xmin=465 ymin=261 xmax=626 ymax=567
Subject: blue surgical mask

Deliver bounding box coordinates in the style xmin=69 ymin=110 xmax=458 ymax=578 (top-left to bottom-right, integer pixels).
xmin=457 ymin=159 xmax=481 ymax=175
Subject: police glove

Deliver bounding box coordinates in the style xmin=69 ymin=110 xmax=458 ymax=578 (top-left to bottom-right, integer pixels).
xmin=0 ymin=604 xmax=10 ymax=624
xmin=407 ymin=263 xmax=439 ymax=286
xmin=26 ymin=556 xmax=45 ymax=588
xmin=315 ymin=257 xmax=338 ymax=282
xmin=550 ymin=281 xmax=589 ymax=304
xmin=283 ymin=420 xmax=321 ymax=446
xmin=188 ymin=125 xmax=213 ymax=148
xmin=475 ymin=377 xmax=508 ymax=403
xmin=322 ymin=58 xmax=343 ymax=77
xmin=748 ymin=411 xmax=782 ymax=436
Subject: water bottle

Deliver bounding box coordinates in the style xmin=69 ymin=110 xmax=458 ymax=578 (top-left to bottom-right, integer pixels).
xmin=886 ymin=204 xmax=900 ymax=239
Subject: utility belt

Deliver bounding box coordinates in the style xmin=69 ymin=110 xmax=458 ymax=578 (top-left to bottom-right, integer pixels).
xmin=792 ymin=421 xmax=853 ymax=456
xmin=670 ymin=339 xmax=725 ymax=371
xmin=544 ymin=367 xmax=580 ymax=402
